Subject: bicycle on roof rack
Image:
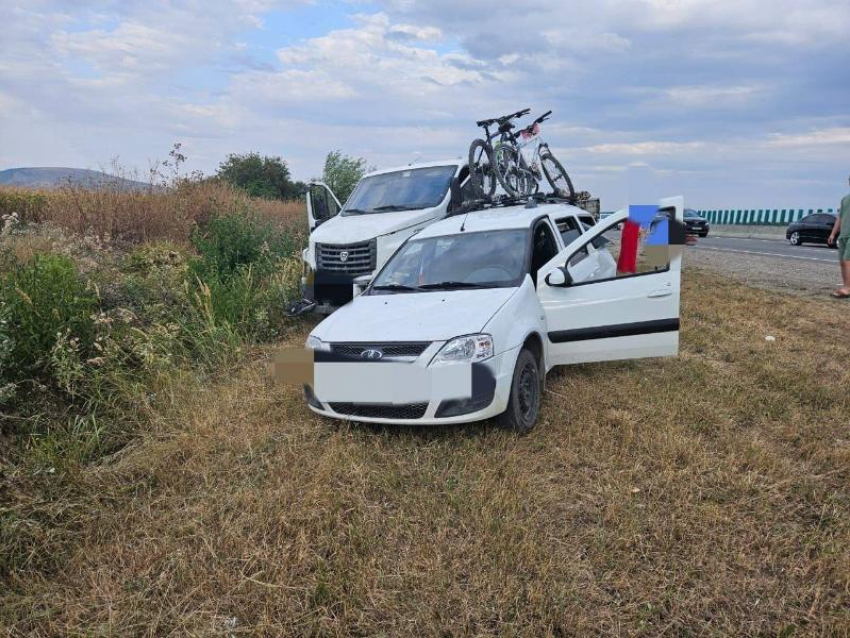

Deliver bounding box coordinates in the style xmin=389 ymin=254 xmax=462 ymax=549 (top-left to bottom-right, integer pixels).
xmin=468 ymin=108 xmax=529 ymax=199
xmin=468 ymin=109 xmax=575 ymax=201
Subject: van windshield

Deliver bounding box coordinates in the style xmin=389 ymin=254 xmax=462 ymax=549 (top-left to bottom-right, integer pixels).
xmin=370 ymin=229 xmax=529 ymax=293
xmin=342 ymin=166 xmax=456 ymax=215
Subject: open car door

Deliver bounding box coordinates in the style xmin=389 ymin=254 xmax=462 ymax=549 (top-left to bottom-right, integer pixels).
xmin=306 ymin=182 xmax=342 ymax=233
xmin=537 ymin=197 xmax=684 ymax=366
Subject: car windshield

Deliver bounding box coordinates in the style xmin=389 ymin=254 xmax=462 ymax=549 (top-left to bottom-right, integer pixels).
xmin=342 ymin=166 xmax=456 ymax=215
xmin=684 ymin=210 xmax=700 ymax=218
xmin=370 ymin=229 xmax=529 ymax=293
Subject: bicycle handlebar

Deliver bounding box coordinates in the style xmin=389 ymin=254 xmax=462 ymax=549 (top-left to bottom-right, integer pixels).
xmin=534 ymin=110 xmax=553 ymax=124
xmin=476 ymin=107 xmax=531 ymax=128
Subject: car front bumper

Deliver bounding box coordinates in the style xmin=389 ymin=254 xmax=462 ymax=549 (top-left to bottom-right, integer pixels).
xmin=305 ymin=347 xmax=520 ymax=425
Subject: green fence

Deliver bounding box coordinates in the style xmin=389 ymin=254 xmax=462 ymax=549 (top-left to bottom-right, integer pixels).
xmin=697 ymin=208 xmax=836 ymax=226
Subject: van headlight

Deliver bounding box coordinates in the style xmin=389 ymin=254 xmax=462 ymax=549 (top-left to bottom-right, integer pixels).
xmin=305 ymin=335 xmax=329 ymax=351
xmin=431 ymin=334 xmax=493 ymax=366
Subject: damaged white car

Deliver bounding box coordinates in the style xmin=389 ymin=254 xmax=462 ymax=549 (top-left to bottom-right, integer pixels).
xmin=304 ymin=197 xmax=683 ymax=433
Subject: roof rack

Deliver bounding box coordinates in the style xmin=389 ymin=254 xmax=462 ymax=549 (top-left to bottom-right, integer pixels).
xmin=450 ymin=191 xmax=578 ymax=217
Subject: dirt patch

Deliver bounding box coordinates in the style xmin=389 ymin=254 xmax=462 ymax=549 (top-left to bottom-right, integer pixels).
xmin=2 ymin=272 xmax=848 ymax=636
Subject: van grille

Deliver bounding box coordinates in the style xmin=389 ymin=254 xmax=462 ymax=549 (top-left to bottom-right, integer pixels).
xmin=329 ymin=402 xmax=429 ymax=420
xmin=316 ymin=240 xmax=376 ymax=274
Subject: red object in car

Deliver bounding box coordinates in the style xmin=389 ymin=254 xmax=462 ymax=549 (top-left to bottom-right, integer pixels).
xmin=617 ymin=219 xmax=640 ymax=274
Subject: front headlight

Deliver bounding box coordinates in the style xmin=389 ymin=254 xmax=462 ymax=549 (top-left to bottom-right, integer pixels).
xmin=305 ymin=335 xmax=329 ymax=351
xmin=431 ymin=334 xmax=494 ymax=366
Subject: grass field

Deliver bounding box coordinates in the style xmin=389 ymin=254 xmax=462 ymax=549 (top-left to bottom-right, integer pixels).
xmin=1 ymin=270 xmax=849 ymax=636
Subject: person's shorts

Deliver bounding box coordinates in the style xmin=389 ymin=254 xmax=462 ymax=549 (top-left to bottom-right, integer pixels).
xmin=839 ymin=237 xmax=850 ymax=261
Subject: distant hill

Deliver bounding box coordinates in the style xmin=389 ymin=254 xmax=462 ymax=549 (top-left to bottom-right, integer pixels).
xmin=0 ymin=167 xmax=151 ymax=191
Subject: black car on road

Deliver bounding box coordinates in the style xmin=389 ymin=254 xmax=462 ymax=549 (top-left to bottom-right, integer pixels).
xmin=684 ymin=209 xmax=709 ymax=237
xmin=786 ymin=212 xmax=837 ymax=247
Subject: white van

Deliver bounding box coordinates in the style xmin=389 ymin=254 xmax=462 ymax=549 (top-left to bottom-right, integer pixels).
xmin=296 ymin=160 xmax=470 ymax=313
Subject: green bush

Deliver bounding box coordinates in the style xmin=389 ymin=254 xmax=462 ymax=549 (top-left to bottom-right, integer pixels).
xmin=190 ymin=212 xmax=296 ymax=280
xmin=187 ymin=213 xmax=300 ymax=340
xmin=0 ymin=253 xmax=97 ymax=384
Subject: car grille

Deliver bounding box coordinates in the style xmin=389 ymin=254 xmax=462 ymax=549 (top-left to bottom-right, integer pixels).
xmin=316 ymin=240 xmax=376 ymax=274
xmin=330 ymin=342 xmax=431 ymax=359
xmin=329 ymin=402 xmax=429 ymax=420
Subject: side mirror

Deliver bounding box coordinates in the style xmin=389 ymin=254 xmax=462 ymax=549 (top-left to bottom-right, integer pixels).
xmin=352 ymin=274 xmax=372 ymax=298
xmin=545 ymin=267 xmax=572 ymax=287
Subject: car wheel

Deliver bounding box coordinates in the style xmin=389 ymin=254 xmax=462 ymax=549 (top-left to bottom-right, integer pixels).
xmin=789 ymin=231 xmax=802 ymax=246
xmin=498 ymin=348 xmax=541 ymax=434
xmin=700 ymin=230 xmax=709 ymax=237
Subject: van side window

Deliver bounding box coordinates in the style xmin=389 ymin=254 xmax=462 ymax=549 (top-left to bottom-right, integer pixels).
xmin=554 ymin=216 xmax=581 ymax=246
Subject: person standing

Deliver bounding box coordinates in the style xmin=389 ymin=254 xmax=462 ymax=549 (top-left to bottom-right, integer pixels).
xmin=828 ymin=175 xmax=850 ymax=298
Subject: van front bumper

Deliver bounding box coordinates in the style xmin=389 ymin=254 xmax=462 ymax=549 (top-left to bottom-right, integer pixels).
xmin=304 ymin=347 xmax=520 ymax=425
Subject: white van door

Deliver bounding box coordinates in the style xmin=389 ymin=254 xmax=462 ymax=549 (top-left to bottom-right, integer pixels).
xmin=536 ymin=197 xmax=684 ymax=366
xmin=306 ymin=182 xmax=343 ymax=233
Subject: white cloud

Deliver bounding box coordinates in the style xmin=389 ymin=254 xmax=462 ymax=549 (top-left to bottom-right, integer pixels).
xmin=664 ymin=85 xmax=763 ymax=107
xmin=584 ymin=141 xmax=708 ymax=156
xmin=766 ymin=128 xmax=850 ymax=148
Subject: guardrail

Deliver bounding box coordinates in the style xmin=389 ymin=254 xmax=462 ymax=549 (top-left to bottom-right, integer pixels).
xmin=696 ymin=208 xmax=836 ymax=226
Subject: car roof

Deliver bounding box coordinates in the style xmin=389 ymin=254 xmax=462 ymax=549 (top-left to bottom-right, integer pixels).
xmin=416 ymin=202 xmax=593 ymax=238
xmin=364 ymin=159 xmax=465 ymax=178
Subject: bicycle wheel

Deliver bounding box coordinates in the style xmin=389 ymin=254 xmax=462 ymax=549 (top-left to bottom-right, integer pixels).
xmin=540 ymin=150 xmax=575 ymax=200
xmin=467 ymin=138 xmax=497 ymax=199
xmin=517 ymin=154 xmax=539 ymax=197
xmin=493 ymin=145 xmax=522 ymax=197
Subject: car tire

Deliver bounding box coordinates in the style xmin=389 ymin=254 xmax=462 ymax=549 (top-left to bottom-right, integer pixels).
xmin=700 ymin=230 xmax=709 ymax=237
xmin=789 ymin=231 xmax=802 ymax=246
xmin=498 ymin=348 xmax=541 ymax=434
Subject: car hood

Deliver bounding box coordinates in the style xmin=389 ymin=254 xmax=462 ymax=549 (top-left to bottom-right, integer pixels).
xmin=310 ymin=205 xmax=444 ymax=245
xmin=312 ymin=287 xmax=517 ymax=343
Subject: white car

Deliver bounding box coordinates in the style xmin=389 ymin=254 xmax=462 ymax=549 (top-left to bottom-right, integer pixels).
xmin=304 ymin=197 xmax=683 ymax=432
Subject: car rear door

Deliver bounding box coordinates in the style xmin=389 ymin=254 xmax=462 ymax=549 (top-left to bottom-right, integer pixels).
xmin=798 ymin=215 xmax=818 ymax=241
xmin=306 ymin=182 xmax=343 ymax=233
xmin=811 ymin=214 xmax=835 ymax=243
xmin=536 ymin=197 xmax=683 ymax=366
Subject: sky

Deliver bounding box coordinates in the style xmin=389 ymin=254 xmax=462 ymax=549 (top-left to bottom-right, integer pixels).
xmin=1 ymin=0 xmax=849 ymax=210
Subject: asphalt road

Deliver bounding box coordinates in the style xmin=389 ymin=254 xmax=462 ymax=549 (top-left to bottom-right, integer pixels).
xmin=692 ymin=235 xmax=837 ymax=264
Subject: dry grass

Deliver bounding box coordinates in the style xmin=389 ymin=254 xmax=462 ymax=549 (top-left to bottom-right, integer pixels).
xmin=1 ymin=270 xmax=848 ymax=636
xmin=1 ymin=182 xmax=304 ymax=244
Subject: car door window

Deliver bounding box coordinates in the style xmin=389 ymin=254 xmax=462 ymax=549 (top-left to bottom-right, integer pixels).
xmin=565 ymin=209 xmax=673 ymax=285
xmin=530 ymin=222 xmax=559 ymax=284
xmin=568 ymin=246 xmax=590 ymax=267
xmin=310 ymin=185 xmax=339 ymax=222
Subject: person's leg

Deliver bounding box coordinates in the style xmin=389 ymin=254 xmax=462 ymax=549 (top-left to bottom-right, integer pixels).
xmin=836 ymin=238 xmax=850 ymax=295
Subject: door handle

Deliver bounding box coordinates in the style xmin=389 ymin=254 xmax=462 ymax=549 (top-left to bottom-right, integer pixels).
xmin=648 ymin=289 xmax=672 ymax=298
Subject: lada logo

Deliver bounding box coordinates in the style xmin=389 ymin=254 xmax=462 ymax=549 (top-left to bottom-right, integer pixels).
xmin=361 ymin=349 xmax=383 ymax=360
xmin=339 ymin=251 xmax=349 ymax=262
